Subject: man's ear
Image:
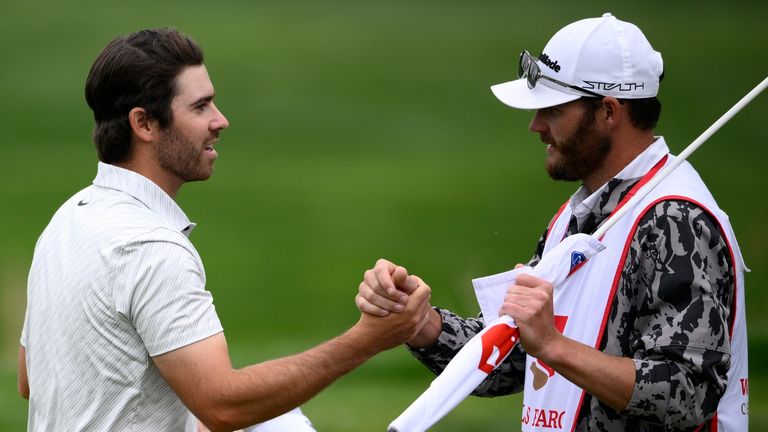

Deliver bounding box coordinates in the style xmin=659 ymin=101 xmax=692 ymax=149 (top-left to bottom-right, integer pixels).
xmin=128 ymin=107 xmax=158 ymax=143
xmin=600 ymin=97 xmax=624 ymax=129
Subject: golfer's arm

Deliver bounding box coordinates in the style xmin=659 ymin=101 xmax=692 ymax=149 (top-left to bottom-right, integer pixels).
xmin=153 ymin=329 xmax=376 ymax=432
xmin=541 ymin=335 xmax=635 ymax=411
xmin=18 ymin=345 xmax=29 ymax=399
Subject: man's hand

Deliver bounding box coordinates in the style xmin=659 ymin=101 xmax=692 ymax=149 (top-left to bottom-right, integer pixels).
xmin=355 ymin=259 xmax=442 ymax=348
xmin=499 ymin=273 xmax=635 ymax=411
xmin=356 ymin=259 xmax=419 ymax=316
xmin=499 ymin=273 xmax=562 ymax=360
xmin=354 ymin=279 xmax=433 ymax=351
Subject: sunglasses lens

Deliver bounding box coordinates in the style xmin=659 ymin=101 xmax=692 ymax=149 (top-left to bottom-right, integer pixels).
xmin=527 ymin=62 xmax=539 ymax=90
xmin=519 ymin=51 xmax=539 ymax=89
xmin=518 ymin=52 xmax=529 ymax=78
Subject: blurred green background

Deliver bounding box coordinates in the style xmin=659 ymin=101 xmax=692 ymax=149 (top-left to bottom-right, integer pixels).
xmin=1 ymin=0 xmax=766 ymax=430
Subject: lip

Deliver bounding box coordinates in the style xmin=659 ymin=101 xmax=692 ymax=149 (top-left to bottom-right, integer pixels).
xmin=204 ymin=138 xmax=218 ymax=151
xmin=203 ymin=141 xmax=218 ymax=158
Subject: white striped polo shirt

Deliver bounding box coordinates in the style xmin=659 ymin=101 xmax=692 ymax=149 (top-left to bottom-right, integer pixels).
xmin=21 ymin=162 xmax=223 ymax=431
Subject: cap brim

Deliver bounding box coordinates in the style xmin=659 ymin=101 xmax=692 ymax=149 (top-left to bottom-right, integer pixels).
xmin=491 ymin=78 xmax=580 ymax=110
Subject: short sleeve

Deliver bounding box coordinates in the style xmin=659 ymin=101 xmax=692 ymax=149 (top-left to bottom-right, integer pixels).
xmin=113 ymin=229 xmax=223 ymax=356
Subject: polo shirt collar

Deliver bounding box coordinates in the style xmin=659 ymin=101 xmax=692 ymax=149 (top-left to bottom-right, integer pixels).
xmin=93 ymin=162 xmax=196 ymax=237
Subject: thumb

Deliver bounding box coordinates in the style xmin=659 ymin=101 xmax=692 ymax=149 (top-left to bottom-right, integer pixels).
xmin=392 ymin=266 xmax=413 ymax=292
xmin=404 ymin=281 xmax=431 ymax=312
xmin=399 ymin=274 xmax=420 ymax=295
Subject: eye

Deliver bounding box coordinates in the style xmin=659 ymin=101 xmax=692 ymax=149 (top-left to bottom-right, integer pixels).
xmin=539 ymin=106 xmax=559 ymax=118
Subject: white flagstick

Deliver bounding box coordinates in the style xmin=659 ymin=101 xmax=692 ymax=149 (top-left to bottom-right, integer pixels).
xmin=388 ymin=76 xmax=768 ymax=432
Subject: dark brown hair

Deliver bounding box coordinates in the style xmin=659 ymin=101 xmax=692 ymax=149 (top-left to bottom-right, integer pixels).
xmin=85 ymin=28 xmax=204 ymax=163
xmin=581 ymin=96 xmax=662 ymax=131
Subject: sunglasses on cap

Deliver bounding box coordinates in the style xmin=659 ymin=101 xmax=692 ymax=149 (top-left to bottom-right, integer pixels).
xmin=518 ymin=50 xmax=603 ymax=98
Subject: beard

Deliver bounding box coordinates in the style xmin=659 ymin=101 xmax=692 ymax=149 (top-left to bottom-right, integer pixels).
xmin=544 ymin=107 xmax=612 ymax=182
xmin=156 ymin=125 xmax=215 ymax=183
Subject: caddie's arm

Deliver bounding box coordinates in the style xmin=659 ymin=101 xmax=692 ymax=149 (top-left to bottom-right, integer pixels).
xmin=502 ymin=273 xmax=637 ymax=410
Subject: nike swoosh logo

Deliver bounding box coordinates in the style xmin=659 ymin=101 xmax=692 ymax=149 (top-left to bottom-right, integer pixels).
xmin=77 ymin=200 xmax=88 ymax=206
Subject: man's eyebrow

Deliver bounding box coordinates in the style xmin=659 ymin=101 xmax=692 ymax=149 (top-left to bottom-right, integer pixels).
xmin=189 ymin=94 xmax=215 ymax=107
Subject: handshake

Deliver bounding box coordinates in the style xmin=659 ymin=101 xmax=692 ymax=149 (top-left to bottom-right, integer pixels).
xmin=352 ymin=256 xmax=558 ymax=356
xmin=352 ymin=259 xmax=443 ymax=351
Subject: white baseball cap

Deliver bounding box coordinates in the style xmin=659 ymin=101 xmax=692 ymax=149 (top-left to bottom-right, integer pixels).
xmin=491 ymin=13 xmax=664 ymax=109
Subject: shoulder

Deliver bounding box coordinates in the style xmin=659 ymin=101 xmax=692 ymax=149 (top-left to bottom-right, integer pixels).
xmin=634 ymin=199 xmax=726 ymax=245
xmin=43 ymin=185 xmax=199 ymax=262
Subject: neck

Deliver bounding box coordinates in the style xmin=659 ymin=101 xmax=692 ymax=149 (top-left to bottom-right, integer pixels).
xmin=582 ymin=130 xmax=656 ymax=193
xmin=115 ymin=159 xmax=183 ymax=199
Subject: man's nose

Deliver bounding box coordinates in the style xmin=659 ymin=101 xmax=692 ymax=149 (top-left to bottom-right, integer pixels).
xmin=211 ymin=103 xmax=229 ymax=130
xmin=529 ymin=110 xmax=546 ymax=133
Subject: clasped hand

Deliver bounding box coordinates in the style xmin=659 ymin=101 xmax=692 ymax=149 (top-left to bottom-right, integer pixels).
xmin=355 ymin=259 xmax=438 ymax=347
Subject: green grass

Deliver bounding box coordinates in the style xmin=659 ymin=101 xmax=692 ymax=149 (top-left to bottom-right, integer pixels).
xmin=2 ymin=0 xmax=767 ymax=430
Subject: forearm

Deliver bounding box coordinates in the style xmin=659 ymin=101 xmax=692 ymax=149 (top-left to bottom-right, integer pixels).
xmin=18 ymin=345 xmax=29 ymax=399
xmin=201 ymin=327 xmax=377 ymax=430
xmin=173 ymin=283 xmax=432 ymax=431
xmin=540 ymin=335 xmax=635 ymax=411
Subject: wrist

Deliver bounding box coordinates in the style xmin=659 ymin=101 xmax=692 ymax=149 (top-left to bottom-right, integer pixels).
xmin=535 ymin=332 xmax=568 ymax=368
xmin=406 ymin=308 xmax=442 ymax=348
xmin=340 ymin=322 xmax=383 ymax=362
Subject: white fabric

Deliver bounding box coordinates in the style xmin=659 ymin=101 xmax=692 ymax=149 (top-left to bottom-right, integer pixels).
xmin=388 ymin=316 xmax=517 ymax=432
xmin=21 ymin=162 xmax=223 ymax=431
xmin=473 ymin=233 xmax=605 ymax=323
xmin=491 ymin=13 xmax=664 ymax=109
xmin=245 ymin=408 xmax=316 ymax=432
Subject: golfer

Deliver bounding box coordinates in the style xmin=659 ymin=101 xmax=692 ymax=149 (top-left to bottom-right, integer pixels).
xmin=18 ymin=28 xmax=432 ymax=431
xmin=357 ymin=13 xmax=748 ymax=431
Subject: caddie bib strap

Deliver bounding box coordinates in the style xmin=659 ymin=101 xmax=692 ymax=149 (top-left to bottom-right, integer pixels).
xmin=594 ymin=154 xmax=668 ymax=240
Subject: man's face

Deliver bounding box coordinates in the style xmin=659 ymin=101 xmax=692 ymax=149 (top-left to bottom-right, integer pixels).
xmin=530 ymin=100 xmax=611 ymax=182
xmin=156 ymin=65 xmax=229 ymax=183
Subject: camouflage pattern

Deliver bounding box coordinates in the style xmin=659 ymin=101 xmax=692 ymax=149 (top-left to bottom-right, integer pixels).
xmin=408 ymin=176 xmax=734 ymax=431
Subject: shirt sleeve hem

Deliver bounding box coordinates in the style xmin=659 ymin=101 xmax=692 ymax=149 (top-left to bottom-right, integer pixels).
xmin=147 ymin=325 xmax=224 ymax=357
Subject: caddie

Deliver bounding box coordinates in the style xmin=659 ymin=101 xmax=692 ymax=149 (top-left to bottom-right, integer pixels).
xmin=356 ymin=13 xmax=748 ymax=431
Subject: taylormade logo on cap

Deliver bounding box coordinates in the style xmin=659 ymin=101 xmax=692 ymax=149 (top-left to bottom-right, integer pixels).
xmin=538 ymin=54 xmax=561 ymax=73
xmin=491 ymin=13 xmax=664 ymax=110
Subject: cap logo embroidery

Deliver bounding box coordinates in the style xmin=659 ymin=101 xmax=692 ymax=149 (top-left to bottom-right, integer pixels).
xmin=538 ymin=53 xmax=561 ymax=73
xmin=583 ymin=81 xmax=645 ymax=92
